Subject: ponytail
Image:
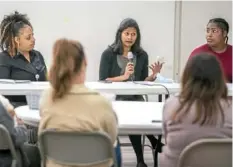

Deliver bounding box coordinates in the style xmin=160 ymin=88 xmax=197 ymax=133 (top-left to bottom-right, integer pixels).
xmin=49 ymin=58 xmax=74 ymax=100
xmin=49 ymin=39 xmax=85 ymax=101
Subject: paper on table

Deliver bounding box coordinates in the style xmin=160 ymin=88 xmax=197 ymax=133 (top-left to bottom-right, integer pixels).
xmin=0 ymin=79 xmax=31 ymax=84
xmin=133 ymin=81 xmax=160 ymax=86
xmin=15 ymin=80 xmax=31 ymax=83
xmin=0 ymin=79 xmax=15 ymax=83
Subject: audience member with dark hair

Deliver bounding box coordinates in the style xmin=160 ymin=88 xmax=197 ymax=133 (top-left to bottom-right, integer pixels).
xmin=159 ymin=53 xmax=232 ymax=167
xmin=189 ymin=18 xmax=232 ymax=83
xmin=39 ymin=38 xmax=121 ymax=167
xmin=99 ymin=18 xmax=164 ymax=167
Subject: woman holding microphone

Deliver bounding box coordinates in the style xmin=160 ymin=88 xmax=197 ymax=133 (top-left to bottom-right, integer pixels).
xmin=99 ymin=18 xmax=163 ymax=167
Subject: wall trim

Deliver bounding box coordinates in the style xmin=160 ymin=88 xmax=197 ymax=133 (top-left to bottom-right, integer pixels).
xmin=173 ymin=0 xmax=182 ymax=82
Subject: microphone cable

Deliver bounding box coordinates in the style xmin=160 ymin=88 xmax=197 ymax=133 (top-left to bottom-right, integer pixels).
xmin=132 ymin=81 xmax=170 ymax=98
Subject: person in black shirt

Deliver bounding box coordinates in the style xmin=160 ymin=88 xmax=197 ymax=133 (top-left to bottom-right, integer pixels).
xmin=0 ymin=12 xmax=46 ymax=162
xmin=99 ymin=18 xmax=163 ymax=167
xmin=0 ymin=11 xmax=47 ymax=107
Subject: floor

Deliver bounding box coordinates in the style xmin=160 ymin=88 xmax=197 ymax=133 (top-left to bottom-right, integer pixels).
xmin=119 ymin=136 xmax=155 ymax=167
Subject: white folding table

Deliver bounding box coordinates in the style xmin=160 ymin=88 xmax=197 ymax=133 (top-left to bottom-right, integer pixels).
xmin=0 ymin=81 xmax=179 ymax=95
xmin=1 ymin=81 xmax=232 ymax=96
xmin=15 ymin=101 xmax=164 ymax=135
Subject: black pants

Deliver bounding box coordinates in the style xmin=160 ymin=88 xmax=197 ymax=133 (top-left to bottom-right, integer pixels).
xmin=129 ymin=135 xmax=160 ymax=163
xmin=116 ymin=95 xmax=162 ymax=164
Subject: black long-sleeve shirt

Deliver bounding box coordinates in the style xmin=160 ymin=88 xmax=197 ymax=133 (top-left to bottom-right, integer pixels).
xmin=99 ymin=46 xmax=149 ymax=101
xmin=99 ymin=46 xmax=149 ymax=81
xmin=0 ymin=50 xmax=47 ymax=107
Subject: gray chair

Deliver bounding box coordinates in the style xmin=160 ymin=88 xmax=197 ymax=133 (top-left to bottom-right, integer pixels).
xmin=178 ymin=138 xmax=232 ymax=167
xmin=38 ymin=130 xmax=118 ymax=167
xmin=0 ymin=124 xmax=18 ymax=167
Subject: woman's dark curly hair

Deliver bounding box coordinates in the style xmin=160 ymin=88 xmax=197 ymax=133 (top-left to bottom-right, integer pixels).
xmin=0 ymin=11 xmax=32 ymax=55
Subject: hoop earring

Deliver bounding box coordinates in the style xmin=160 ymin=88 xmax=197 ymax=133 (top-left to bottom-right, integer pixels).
xmin=225 ymin=36 xmax=228 ymax=44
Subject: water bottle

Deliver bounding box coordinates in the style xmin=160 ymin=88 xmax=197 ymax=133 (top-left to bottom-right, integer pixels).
xmin=155 ymin=73 xmax=174 ymax=83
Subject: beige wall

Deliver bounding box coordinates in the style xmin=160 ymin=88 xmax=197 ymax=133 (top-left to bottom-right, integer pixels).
xmin=0 ymin=1 xmax=231 ymax=82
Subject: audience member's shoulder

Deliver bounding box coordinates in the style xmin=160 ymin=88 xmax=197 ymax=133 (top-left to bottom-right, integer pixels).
xmin=164 ymin=94 xmax=180 ymax=107
xmin=94 ymin=92 xmax=112 ymax=104
xmin=88 ymin=91 xmax=113 ymax=109
xmin=39 ymin=87 xmax=53 ymax=107
xmin=0 ymin=51 xmax=12 ymax=63
xmin=41 ymin=87 xmax=52 ymax=98
xmin=221 ymin=98 xmax=232 ymax=111
xmin=163 ymin=95 xmax=180 ymax=119
xmin=220 ymin=99 xmax=232 ymax=125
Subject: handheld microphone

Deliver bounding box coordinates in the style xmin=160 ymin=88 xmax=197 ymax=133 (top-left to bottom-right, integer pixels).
xmin=127 ymin=52 xmax=134 ymax=81
xmin=127 ymin=51 xmax=134 ymax=63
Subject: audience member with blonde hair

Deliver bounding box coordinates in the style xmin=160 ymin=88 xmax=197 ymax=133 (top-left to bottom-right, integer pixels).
xmin=159 ymin=53 xmax=232 ymax=167
xmin=38 ymin=38 xmax=120 ymax=167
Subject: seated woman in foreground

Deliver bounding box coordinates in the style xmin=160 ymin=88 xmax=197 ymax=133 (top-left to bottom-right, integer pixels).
xmin=159 ymin=53 xmax=232 ymax=167
xmin=0 ymin=95 xmax=40 ymax=167
xmin=38 ymin=38 xmax=121 ymax=167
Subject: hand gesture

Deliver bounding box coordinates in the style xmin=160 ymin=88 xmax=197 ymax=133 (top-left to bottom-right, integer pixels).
xmin=149 ymin=62 xmax=164 ymax=75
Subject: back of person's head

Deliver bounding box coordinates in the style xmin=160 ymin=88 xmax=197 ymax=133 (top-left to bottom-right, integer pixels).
xmin=172 ymin=53 xmax=228 ymax=125
xmin=49 ymin=38 xmax=86 ymax=101
xmin=111 ymin=18 xmax=142 ymax=54
xmin=0 ymin=11 xmax=34 ymax=55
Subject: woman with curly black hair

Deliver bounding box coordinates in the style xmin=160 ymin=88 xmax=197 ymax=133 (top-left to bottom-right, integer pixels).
xmin=0 ymin=11 xmax=47 ymax=107
xmin=0 ymin=11 xmax=45 ymax=167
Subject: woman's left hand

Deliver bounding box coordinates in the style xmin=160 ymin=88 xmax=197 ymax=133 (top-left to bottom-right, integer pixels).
xmin=149 ymin=62 xmax=164 ymax=76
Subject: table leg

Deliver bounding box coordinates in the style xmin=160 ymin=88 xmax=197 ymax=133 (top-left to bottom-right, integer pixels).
xmin=153 ymin=135 xmax=162 ymax=167
xmin=142 ymin=95 xmax=149 ymax=153
xmin=158 ymin=94 xmax=169 ymax=102
xmin=158 ymin=94 xmax=162 ymax=102
xmin=154 ymin=94 xmax=168 ymax=167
